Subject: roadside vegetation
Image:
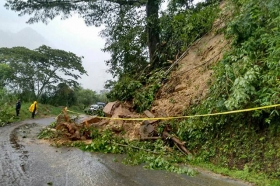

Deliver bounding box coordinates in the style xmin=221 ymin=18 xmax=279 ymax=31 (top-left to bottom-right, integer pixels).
xmin=2 ymin=0 xmax=280 ymax=185
xmin=178 ymin=0 xmax=280 ymax=185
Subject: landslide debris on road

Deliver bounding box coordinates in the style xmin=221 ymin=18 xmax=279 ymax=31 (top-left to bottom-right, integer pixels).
xmin=50 ymin=104 xmax=192 ymax=155
xmin=52 ymin=103 xmax=157 ymax=141
xmin=46 ymin=2 xmax=229 ymax=154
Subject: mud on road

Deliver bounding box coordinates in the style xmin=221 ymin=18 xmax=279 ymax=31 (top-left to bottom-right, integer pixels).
xmin=0 ymin=118 xmax=251 ymax=186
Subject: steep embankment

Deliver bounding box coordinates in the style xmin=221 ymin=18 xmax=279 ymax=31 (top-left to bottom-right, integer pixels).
xmin=151 ymin=3 xmax=229 ymax=117
xmin=97 ymin=2 xmax=231 ymax=140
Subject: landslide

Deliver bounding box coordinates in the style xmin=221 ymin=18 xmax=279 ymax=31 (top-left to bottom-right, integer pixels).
xmin=151 ymin=11 xmax=229 ymax=117
xmin=42 ymin=2 xmax=230 ymax=148
xmin=39 ymin=1 xmax=280 ymax=184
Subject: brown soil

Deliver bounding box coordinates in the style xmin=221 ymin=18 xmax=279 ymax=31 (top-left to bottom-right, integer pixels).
xmin=151 ymin=3 xmax=230 ymax=117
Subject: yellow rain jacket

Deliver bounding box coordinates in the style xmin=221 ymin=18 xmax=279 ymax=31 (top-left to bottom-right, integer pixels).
xmin=29 ymin=101 xmax=38 ymax=112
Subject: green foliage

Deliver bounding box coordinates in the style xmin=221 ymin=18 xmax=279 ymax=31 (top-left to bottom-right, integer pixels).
xmin=0 ymin=89 xmax=16 ymax=126
xmin=0 ymin=104 xmax=14 ymax=127
xmin=203 ymin=0 xmax=280 ymax=115
xmin=174 ymin=0 xmax=280 ymax=183
xmin=95 ymin=109 xmax=105 ymax=117
xmin=107 ymin=69 xmax=164 ymax=112
xmin=0 ymin=63 xmax=13 ymax=88
xmin=49 ymin=122 xmax=56 ymax=128
xmin=37 ymin=128 xmax=56 ymax=139
xmin=75 ymin=88 xmax=99 ymax=108
xmin=0 ymin=91 xmax=63 ymax=126
xmin=159 ymin=1 xmax=220 ymax=60
xmin=73 ymin=130 xmax=194 ymax=175
xmin=40 ymin=83 xmax=77 ymax=107
xmin=5 ymin=0 xmax=161 ymax=78
xmin=133 ymin=83 xmax=160 ymax=112
xmin=101 ymin=6 xmax=148 ymax=77
xmin=107 ymin=76 xmax=142 ymax=101
xmin=0 ymin=45 xmax=87 ymax=100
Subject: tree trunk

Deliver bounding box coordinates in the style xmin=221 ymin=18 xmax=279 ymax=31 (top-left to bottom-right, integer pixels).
xmin=146 ymin=0 xmax=160 ymax=66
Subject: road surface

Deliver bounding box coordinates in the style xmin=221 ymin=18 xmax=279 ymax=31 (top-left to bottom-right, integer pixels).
xmin=0 ymin=118 xmax=251 ymax=186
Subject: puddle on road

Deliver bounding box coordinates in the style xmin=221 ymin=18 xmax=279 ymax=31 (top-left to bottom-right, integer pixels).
xmin=10 ymin=130 xmax=22 ymax=150
xmin=9 ymin=124 xmax=39 ymax=174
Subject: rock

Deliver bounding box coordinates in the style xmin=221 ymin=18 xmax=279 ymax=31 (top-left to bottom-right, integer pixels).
xmin=94 ymin=119 xmax=109 ymax=126
xmin=103 ymin=101 xmax=120 ymax=117
xmin=174 ymin=84 xmax=186 ymax=92
xmin=111 ymin=105 xmax=132 ymax=118
xmin=80 ymin=116 xmax=101 ymax=126
xmin=143 ymin=110 xmax=155 ymax=118
xmin=141 ymin=120 xmax=158 ymax=125
xmin=107 ymin=104 xmax=134 ymax=126
xmin=139 ymin=123 xmax=155 ymax=138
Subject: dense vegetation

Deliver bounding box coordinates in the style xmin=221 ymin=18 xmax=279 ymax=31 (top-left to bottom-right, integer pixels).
xmin=175 ymin=0 xmax=280 ymax=184
xmin=2 ymin=0 xmax=280 ymax=185
xmin=0 ymin=45 xmax=108 ymax=124
xmin=105 ymin=0 xmax=220 ymax=112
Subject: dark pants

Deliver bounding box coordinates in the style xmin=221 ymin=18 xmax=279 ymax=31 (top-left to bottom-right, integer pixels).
xmin=32 ymin=109 xmax=36 ymax=119
xmin=16 ymin=109 xmax=20 ymax=116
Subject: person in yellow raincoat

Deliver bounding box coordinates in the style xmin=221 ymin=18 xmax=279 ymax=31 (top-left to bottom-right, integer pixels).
xmin=29 ymin=101 xmax=38 ymax=119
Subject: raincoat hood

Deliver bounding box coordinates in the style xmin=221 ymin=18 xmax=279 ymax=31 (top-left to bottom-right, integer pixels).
xmin=29 ymin=101 xmax=38 ymax=112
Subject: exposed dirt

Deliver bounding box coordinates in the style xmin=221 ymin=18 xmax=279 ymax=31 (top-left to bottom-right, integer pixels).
xmin=151 ymin=21 xmax=229 ymax=117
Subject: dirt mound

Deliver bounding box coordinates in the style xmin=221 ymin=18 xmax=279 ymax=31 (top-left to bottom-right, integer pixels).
xmin=52 ymin=104 xmax=145 ymax=141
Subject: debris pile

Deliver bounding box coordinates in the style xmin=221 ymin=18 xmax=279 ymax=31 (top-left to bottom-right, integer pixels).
xmin=53 ymin=102 xmax=191 ymax=155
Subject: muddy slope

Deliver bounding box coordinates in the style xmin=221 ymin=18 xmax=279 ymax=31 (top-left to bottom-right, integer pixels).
xmin=151 ymin=5 xmax=229 ymax=117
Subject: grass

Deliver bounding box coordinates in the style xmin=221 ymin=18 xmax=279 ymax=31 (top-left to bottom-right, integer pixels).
xmin=16 ymin=102 xmax=62 ymax=120
xmin=0 ymin=101 xmax=77 ymax=125
xmin=190 ymin=160 xmax=280 ymax=186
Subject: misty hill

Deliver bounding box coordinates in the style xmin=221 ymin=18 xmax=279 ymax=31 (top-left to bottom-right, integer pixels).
xmin=0 ymin=27 xmax=51 ymax=49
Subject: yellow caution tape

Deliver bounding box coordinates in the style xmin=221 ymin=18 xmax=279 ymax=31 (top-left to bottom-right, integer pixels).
xmin=65 ymin=109 xmax=82 ymax=115
xmin=64 ymin=104 xmax=280 ymax=121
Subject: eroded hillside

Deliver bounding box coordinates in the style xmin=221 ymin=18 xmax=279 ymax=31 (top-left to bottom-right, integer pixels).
xmin=99 ymin=2 xmax=231 ymax=141
xmin=151 ymin=6 xmax=229 ymax=117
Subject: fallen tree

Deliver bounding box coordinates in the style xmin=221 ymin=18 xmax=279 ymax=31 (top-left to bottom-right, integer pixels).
xmin=46 ymin=104 xmax=192 ymax=157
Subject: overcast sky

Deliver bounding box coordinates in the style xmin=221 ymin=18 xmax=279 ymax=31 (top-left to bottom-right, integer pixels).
xmin=0 ymin=1 xmax=112 ymax=93
xmin=0 ymin=0 xmax=204 ymax=93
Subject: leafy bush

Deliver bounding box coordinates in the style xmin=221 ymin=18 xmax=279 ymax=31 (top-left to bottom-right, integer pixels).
xmin=159 ymin=2 xmax=220 ymax=60
xmin=176 ymin=0 xmax=280 ymax=181
xmin=107 ymin=76 xmax=142 ymax=101
xmin=0 ymin=89 xmax=16 ymax=126
xmin=107 ymin=69 xmax=165 ymax=112
xmin=133 ymin=84 xmax=160 ymax=112
xmin=74 ymin=130 xmax=194 ymax=175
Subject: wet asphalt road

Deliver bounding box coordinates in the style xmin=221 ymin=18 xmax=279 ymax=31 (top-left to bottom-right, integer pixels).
xmin=0 ymin=118 xmax=251 ymax=186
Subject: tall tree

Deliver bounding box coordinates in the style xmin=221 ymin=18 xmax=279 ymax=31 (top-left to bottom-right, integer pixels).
xmin=5 ymin=0 xmax=162 ymax=67
xmin=0 ymin=64 xmax=13 ymax=88
xmin=100 ymin=5 xmax=148 ymax=77
xmin=76 ymin=88 xmax=98 ymax=107
xmin=51 ymin=82 xmax=77 ymax=106
xmin=168 ymin=0 xmax=194 ymax=10
xmin=0 ymin=45 xmax=87 ymax=99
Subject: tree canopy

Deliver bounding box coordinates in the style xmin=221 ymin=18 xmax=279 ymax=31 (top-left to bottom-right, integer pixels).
xmin=5 ymin=0 xmax=161 ymax=70
xmin=0 ymin=45 xmax=87 ymax=99
xmin=4 ymin=0 xmax=214 ymax=78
